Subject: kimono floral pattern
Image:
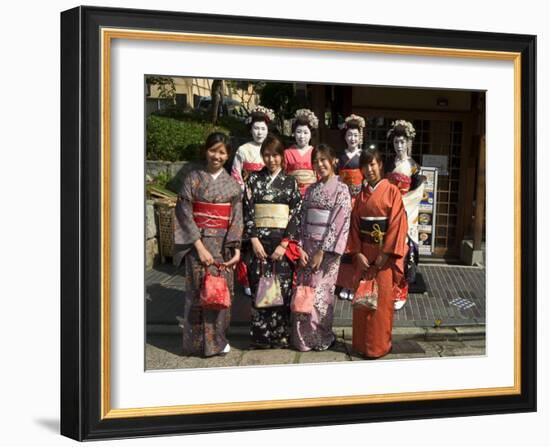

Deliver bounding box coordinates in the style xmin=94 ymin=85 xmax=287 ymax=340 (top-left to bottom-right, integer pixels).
xmin=173 ymin=168 xmax=243 ymax=357
xmin=291 ymin=176 xmax=352 ymax=351
xmin=244 ymin=168 xmax=302 ymax=348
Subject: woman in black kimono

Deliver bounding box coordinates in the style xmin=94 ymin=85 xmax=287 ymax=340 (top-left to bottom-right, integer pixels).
xmin=243 ymin=134 xmax=302 ymax=348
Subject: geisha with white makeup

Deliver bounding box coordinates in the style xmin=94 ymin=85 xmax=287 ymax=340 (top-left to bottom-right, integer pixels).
xmin=231 ymin=105 xmax=275 ymax=189
xmin=335 ymin=114 xmax=366 ymax=301
xmin=284 ymin=108 xmax=319 ymax=196
xmin=385 ymin=120 xmax=426 ymax=310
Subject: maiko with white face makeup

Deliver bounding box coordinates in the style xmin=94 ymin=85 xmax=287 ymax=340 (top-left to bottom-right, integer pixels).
xmin=335 ymin=114 xmax=366 ymax=301
xmin=345 ymin=128 xmax=361 ymax=151
xmin=231 ymin=106 xmax=275 ymax=190
xmin=294 ymin=124 xmax=312 ymax=148
xmin=251 ymin=121 xmax=268 ymax=145
xmin=284 ymin=109 xmax=319 ymax=196
xmin=393 ymin=135 xmax=409 ymax=160
xmin=385 ymin=120 xmax=426 ymax=310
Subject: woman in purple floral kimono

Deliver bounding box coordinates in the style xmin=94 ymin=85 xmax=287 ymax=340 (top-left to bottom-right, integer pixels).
xmin=173 ymin=132 xmax=243 ymax=358
xmin=291 ymin=144 xmax=352 ymax=351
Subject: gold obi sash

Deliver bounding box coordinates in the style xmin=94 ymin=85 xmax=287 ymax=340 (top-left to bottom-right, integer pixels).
xmin=289 ymin=169 xmax=316 ymax=187
xmin=306 ymin=208 xmax=330 ymax=239
xmin=254 ymin=204 xmax=290 ymax=228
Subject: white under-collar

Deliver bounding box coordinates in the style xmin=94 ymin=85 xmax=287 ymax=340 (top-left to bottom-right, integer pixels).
xmin=209 ymin=169 xmax=224 ymax=180
xmin=267 ymin=168 xmax=282 ymax=186
xmin=367 ymin=179 xmax=384 ymax=192
xmin=345 ymin=147 xmax=361 ymax=158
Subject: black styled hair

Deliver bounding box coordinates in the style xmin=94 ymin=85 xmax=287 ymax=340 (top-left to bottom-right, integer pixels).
xmin=387 ymin=123 xmax=412 ymax=141
xmin=292 ymin=116 xmax=315 ymax=133
xmin=248 ymin=111 xmax=271 ymax=130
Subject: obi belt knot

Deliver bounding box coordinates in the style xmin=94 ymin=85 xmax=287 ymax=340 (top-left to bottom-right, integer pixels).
xmin=359 ymin=217 xmax=388 ymax=245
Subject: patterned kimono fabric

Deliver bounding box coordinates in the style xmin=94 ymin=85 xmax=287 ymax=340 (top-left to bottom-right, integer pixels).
xmin=347 ymin=179 xmax=408 ymax=358
xmin=291 ymin=176 xmax=352 ymax=351
xmin=244 ymin=168 xmax=302 ymax=348
xmin=386 ymin=158 xmax=425 ymax=303
xmin=230 ymin=141 xmax=266 ymax=288
xmin=173 ymin=169 xmax=243 ymax=357
xmin=284 ymin=146 xmax=317 ymax=196
xmin=335 ymin=150 xmax=363 ymax=291
xmin=231 ymin=141 xmax=265 ymax=189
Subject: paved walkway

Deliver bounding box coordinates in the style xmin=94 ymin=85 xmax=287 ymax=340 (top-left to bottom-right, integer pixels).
xmin=146 ymin=330 xmax=485 ymax=370
xmin=146 ymin=262 xmax=485 ymax=369
xmin=146 ymin=263 xmax=486 ymax=330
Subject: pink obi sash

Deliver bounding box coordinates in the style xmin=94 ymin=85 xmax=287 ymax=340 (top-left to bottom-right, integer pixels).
xmin=339 ymin=168 xmax=363 ymax=186
xmin=192 ymin=201 xmax=231 ymax=229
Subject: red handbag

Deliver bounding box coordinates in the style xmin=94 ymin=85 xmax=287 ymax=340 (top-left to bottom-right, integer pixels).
xmin=290 ymin=269 xmax=315 ymax=314
xmin=200 ymin=263 xmax=231 ymax=310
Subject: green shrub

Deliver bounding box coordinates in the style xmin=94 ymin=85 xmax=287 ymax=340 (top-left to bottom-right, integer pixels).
xmin=146 ymin=115 xmax=230 ymax=162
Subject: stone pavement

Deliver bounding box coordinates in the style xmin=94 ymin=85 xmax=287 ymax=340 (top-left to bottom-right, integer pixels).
xmin=146 ymin=263 xmax=486 ymax=329
xmin=145 ymin=262 xmax=486 ymax=369
xmin=146 ymin=330 xmax=485 ymax=370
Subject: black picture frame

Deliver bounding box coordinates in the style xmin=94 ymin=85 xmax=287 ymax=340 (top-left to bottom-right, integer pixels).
xmin=61 ymin=5 xmax=537 ymax=441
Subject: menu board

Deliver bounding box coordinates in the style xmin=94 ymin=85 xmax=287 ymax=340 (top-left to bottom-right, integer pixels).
xmin=418 ymin=167 xmax=438 ymax=256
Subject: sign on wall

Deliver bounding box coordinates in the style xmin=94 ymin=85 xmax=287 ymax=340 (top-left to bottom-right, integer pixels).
xmin=418 ymin=167 xmax=438 ymax=256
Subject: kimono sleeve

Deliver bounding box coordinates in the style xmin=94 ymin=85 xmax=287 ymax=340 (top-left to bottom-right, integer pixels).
xmin=284 ymin=177 xmax=303 ymax=241
xmin=297 ymin=186 xmax=311 ymax=247
xmin=243 ymin=174 xmax=258 ymax=239
xmin=225 ymin=185 xmax=244 ymax=249
xmin=382 ymin=185 xmax=408 ymax=258
xmin=321 ymin=185 xmax=352 ymax=255
xmin=345 ymin=196 xmax=362 ymax=256
xmin=231 ymin=148 xmax=245 ymax=190
xmin=174 ymin=172 xmax=201 ymax=246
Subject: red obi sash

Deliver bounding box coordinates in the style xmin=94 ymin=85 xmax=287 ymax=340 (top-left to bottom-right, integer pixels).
xmin=192 ymin=201 xmax=231 ymax=229
xmin=243 ymin=162 xmax=264 ymax=172
xmin=386 ymin=172 xmax=411 ymax=194
xmin=339 ymin=168 xmax=363 ymax=186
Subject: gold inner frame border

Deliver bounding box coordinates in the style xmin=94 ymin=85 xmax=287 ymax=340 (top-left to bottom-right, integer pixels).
xmin=100 ymin=27 xmax=522 ymax=419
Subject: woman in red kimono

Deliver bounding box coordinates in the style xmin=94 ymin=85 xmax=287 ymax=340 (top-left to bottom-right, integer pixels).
xmin=347 ymin=149 xmax=408 ymax=358
xmin=335 ymin=114 xmax=366 ymax=301
xmin=284 ymin=108 xmax=319 ymax=196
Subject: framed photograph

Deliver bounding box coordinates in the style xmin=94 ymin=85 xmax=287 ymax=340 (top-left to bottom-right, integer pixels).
xmin=61 ymin=5 xmax=536 ymax=441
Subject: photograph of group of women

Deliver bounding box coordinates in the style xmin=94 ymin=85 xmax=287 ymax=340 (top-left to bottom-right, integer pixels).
xmin=145 ymin=76 xmax=486 ymax=368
